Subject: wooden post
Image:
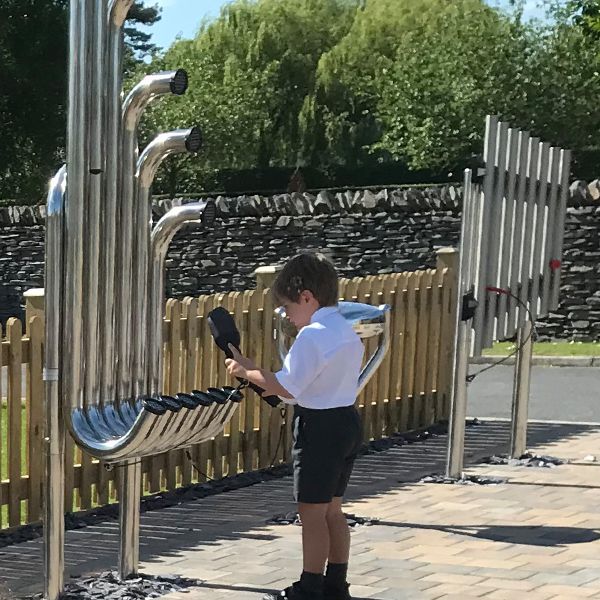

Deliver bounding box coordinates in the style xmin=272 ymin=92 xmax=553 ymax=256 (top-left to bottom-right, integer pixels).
xmin=254 ymin=265 xmax=282 ymax=293
xmin=23 ymin=288 xmax=45 ymax=333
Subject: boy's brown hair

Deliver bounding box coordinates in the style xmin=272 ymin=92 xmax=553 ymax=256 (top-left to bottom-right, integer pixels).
xmin=272 ymin=252 xmax=338 ymax=307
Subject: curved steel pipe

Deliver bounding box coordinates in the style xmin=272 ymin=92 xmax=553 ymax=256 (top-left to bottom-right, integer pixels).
xmin=100 ymin=0 xmax=134 ymax=409
xmin=120 ymin=71 xmax=189 ymax=403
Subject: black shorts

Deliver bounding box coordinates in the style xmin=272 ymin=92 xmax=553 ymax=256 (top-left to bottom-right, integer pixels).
xmin=292 ymin=405 xmax=363 ymax=504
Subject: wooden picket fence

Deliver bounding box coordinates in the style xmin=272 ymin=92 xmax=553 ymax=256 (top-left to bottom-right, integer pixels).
xmin=0 ymin=263 xmax=457 ymax=530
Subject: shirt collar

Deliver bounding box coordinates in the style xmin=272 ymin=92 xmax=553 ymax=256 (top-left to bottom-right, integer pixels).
xmin=310 ymin=305 xmax=339 ymax=324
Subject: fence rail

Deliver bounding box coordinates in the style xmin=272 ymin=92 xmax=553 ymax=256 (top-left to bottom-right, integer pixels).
xmin=0 ymin=262 xmax=457 ymax=530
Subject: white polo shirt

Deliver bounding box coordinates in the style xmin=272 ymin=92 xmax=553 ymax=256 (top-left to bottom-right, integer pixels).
xmin=275 ymin=306 xmax=364 ymax=409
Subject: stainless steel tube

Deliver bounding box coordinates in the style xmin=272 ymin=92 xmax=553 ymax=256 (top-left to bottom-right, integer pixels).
xmin=446 ymin=169 xmax=476 ymax=478
xmin=118 ymin=459 xmax=142 ymax=580
xmin=149 ymin=201 xmax=209 ymax=397
xmin=101 ymin=0 xmax=134 ymax=408
xmin=497 ymin=128 xmax=520 ymax=339
xmin=509 ymin=320 xmax=533 ymax=458
xmin=473 ymin=116 xmax=498 ymax=354
xmin=506 ymin=131 xmax=530 ymax=336
xmin=517 ymin=138 xmax=540 ymax=327
xmin=122 ymin=70 xmax=189 ymax=399
xmin=63 ymin=0 xmax=88 ymax=414
xmin=44 ymin=167 xmax=67 ymax=600
xmin=83 ymin=0 xmax=107 ymax=412
xmin=550 ymin=150 xmax=572 ymax=308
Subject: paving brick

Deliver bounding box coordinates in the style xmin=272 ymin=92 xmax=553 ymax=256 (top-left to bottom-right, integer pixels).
xmin=2 ymin=420 xmax=600 ymax=600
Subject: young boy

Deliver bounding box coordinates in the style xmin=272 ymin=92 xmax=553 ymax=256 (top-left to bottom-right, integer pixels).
xmin=225 ymin=252 xmax=364 ymax=600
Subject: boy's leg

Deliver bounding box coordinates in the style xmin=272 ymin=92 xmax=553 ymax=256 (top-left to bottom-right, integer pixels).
xmin=325 ymin=497 xmax=350 ymax=563
xmin=298 ymin=502 xmax=330 ymax=573
xmin=324 ymin=497 xmax=351 ymax=599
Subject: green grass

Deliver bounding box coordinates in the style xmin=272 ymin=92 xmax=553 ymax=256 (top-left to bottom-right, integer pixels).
xmin=484 ymin=341 xmax=600 ymax=357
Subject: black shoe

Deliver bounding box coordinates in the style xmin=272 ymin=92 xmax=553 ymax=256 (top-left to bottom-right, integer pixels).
xmin=263 ymin=581 xmax=324 ymax=600
xmin=324 ymin=582 xmax=352 ymax=600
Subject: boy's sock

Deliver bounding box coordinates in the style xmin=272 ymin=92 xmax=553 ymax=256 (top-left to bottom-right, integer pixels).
xmin=300 ymin=571 xmax=324 ymax=594
xmin=324 ymin=563 xmax=348 ymax=590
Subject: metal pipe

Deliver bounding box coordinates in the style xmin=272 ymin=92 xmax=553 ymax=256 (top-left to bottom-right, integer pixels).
xmin=497 ymin=128 xmax=520 ymax=339
xmin=101 ymin=0 xmax=134 ymax=408
xmin=446 ymin=169 xmax=477 ymax=478
xmin=473 ymin=116 xmax=498 ymax=354
xmin=529 ymin=142 xmax=551 ymax=321
xmin=122 ymin=70 xmax=189 ymax=399
xmin=149 ymin=201 xmax=210 ymax=397
xmin=540 ymin=148 xmax=561 ymax=316
xmin=43 ymin=166 xmax=67 ymax=600
xmin=483 ymin=121 xmax=509 ymax=348
xmin=509 ymin=320 xmax=533 ymax=458
xmin=550 ymin=150 xmax=572 ymax=308
xmin=506 ymin=131 xmax=530 ymax=336
xmin=517 ymin=138 xmax=540 ymax=327
xmin=84 ymin=0 xmax=108 ymax=403
xmin=63 ymin=0 xmax=88 ymax=415
xmin=118 ymin=459 xmax=142 ymax=580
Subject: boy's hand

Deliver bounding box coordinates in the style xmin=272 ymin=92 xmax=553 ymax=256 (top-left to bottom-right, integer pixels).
xmin=225 ymin=344 xmax=256 ymax=378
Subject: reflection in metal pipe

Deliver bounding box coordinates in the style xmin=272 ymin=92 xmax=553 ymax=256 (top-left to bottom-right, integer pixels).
xmin=122 ymin=71 xmax=189 ymax=398
xmin=149 ymin=202 xmax=210 ymax=397
xmin=101 ymin=0 xmax=134 ymax=409
xmin=44 ymin=167 xmax=67 ymax=600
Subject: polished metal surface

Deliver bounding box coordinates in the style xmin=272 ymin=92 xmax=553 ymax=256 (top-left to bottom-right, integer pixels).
xmin=44 ymin=1 xmax=221 ymax=595
xmin=446 ymin=170 xmax=477 ymax=478
xmin=471 ymin=117 xmax=570 ymax=356
xmin=509 ymin=321 xmax=533 ymax=459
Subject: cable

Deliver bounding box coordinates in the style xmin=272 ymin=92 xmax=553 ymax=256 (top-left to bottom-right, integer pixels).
xmin=466 ymin=286 xmax=538 ymax=383
xmin=185 ymin=449 xmax=216 ymax=482
xmin=270 ymin=407 xmax=288 ymax=468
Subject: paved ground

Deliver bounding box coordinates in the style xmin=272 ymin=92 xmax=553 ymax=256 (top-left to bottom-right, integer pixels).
xmin=2 ymin=419 xmax=599 ymax=599
xmin=468 ymin=365 xmax=600 ymax=423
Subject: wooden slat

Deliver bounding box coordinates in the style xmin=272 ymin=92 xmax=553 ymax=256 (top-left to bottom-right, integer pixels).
xmin=227 ymin=292 xmax=243 ymax=476
xmin=244 ymin=291 xmax=261 ymax=471
xmin=399 ymin=273 xmax=418 ymax=432
xmin=368 ymin=276 xmax=385 ymax=440
xmin=7 ymin=319 xmax=22 ymax=527
xmin=211 ymin=293 xmax=227 ymax=481
xmin=389 ymin=274 xmax=408 ymax=432
xmin=27 ymin=317 xmax=44 ymax=521
xmin=181 ymin=297 xmax=198 ymax=486
xmin=413 ymin=271 xmax=433 ymax=429
xmin=189 ymin=295 xmax=207 ymax=483
xmin=196 ymin=296 xmax=215 ymax=481
xmin=438 ymin=268 xmax=456 ymax=417
xmin=426 ymin=269 xmax=444 ymax=422
xmin=165 ymin=300 xmax=182 ymax=490
xmin=357 ymin=277 xmax=373 ymax=442
xmin=376 ymin=278 xmax=395 ymax=437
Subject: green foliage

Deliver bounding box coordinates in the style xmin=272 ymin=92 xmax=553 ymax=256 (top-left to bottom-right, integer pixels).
xmin=137 ymin=0 xmax=359 ymax=194
xmin=3 ymin=0 xmax=600 ymax=202
xmin=0 ymin=1 xmax=161 ymax=204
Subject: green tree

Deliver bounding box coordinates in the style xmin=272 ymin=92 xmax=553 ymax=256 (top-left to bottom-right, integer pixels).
xmin=137 ymin=0 xmax=359 ymax=193
xmin=0 ymin=1 xmax=161 ymax=203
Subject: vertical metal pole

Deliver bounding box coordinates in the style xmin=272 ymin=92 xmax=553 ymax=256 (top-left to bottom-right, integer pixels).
xmin=446 ymin=170 xmax=476 ymax=479
xmin=118 ymin=459 xmax=142 ymax=580
xmin=44 ymin=167 xmax=67 ymax=600
xmin=509 ymin=320 xmax=533 ymax=459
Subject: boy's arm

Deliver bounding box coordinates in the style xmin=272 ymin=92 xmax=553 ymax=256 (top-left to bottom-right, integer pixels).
xmin=225 ymin=344 xmax=293 ymax=399
xmin=241 ymin=367 xmax=293 ymax=399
